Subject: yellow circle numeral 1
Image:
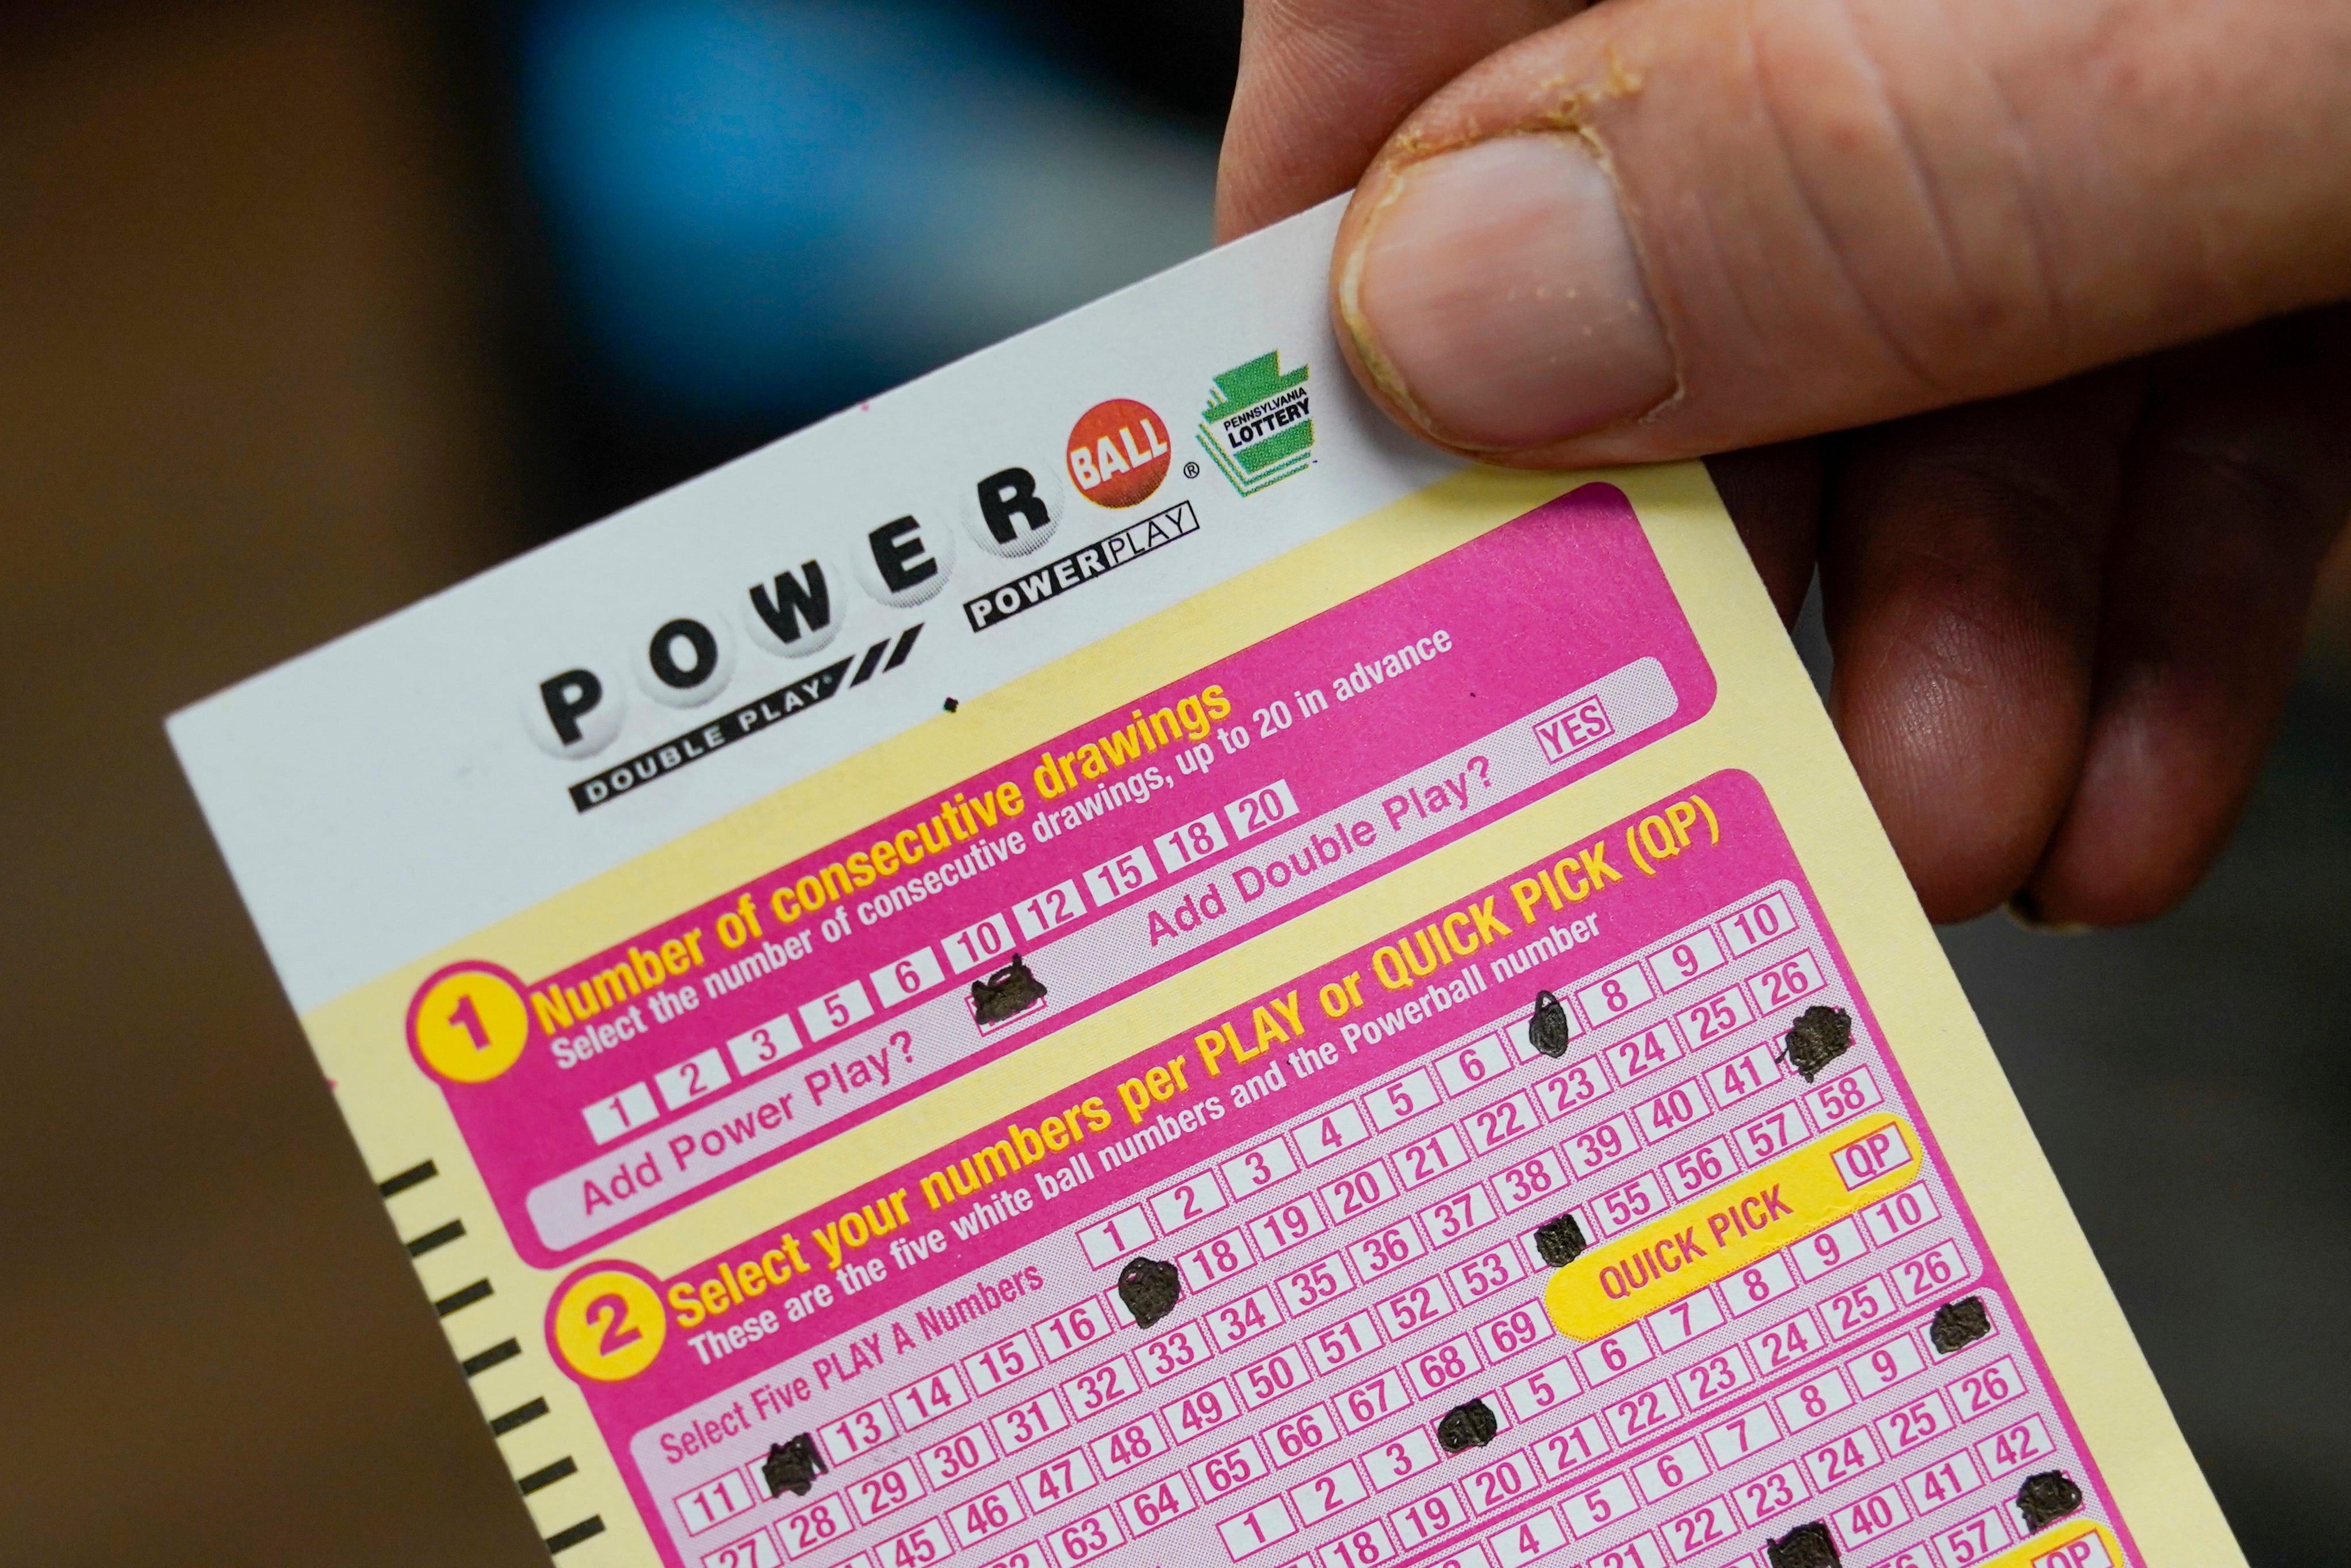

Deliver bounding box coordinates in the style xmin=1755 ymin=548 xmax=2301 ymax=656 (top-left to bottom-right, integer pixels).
xmin=553 ymin=1270 xmax=667 ymax=1382
xmin=410 ymin=965 xmax=530 ymax=1084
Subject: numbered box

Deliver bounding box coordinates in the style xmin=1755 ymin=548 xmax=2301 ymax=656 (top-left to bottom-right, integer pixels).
xmin=1720 ymin=891 xmax=1799 ymax=956
xmin=965 ymin=1329 xmax=1042 ymax=1397
xmin=1390 ymin=1484 xmax=1468 ymax=1550
xmin=583 ymin=1081 xmax=658 ymax=1145
xmin=1647 ymin=928 xmax=1728 ymax=995
xmin=1035 ymin=1296 xmax=1121 ymax=1362
xmin=1633 ymin=1075 xmax=1713 ymax=1142
xmin=1487 ymin=1506 xmax=1571 ymax=1567
xmin=1729 ymin=1462 xmax=1810 ymax=1529
xmin=889 ymin=1367 xmax=973 ymax=1432
xmin=1633 ymin=1437 xmax=1711 ymax=1505
xmin=1181 ymin=1229 xmax=1258 ymax=1297
xmin=676 ymin=1471 xmax=761 ymax=1537
xmin=1062 ymin=1354 xmax=1142 ymax=1429
xmin=1418 ymin=1181 xmax=1498 ymax=1251
xmin=798 ymin=979 xmax=875 ymax=1043
xmin=1217 ymin=1497 xmax=1298 ymax=1561
xmin=1154 ymin=811 xmax=1231 ymax=875
xmin=946 ymin=1485 xmax=1028 ymax=1551
xmin=1577 ymin=960 xmax=1657 ymax=1029
xmin=1677 ymin=983 xmax=1757 ymax=1051
xmin=1081 ymin=845 xmax=1159 ymax=908
xmin=1831 ymin=1482 xmax=1909 ymax=1547
xmin=1075 ymin=1206 xmax=1155 ymax=1268
xmin=1363 ymin=1428 xmax=1442 ymax=1493
xmin=1529 ymin=1413 xmax=1612 ymax=1481
xmin=1438 ymin=1033 xmax=1516 ymax=1097
xmin=1204 ymin=1284 xmax=1284 ymax=1350
xmin=1223 ymin=1134 xmax=1300 ymax=1197
xmin=1135 ymin=1320 xmax=1218 ymax=1387
xmin=1461 ymin=1451 xmax=1537 ymax=1517
xmin=1151 ymin=1170 xmax=1231 ymax=1235
xmin=1333 ymin=1368 xmax=1410 ymax=1435
xmin=1748 ymin=950 xmax=1827 ymax=1016
xmin=1852 ymin=1335 xmax=1928 ymax=1401
xmin=1808 ymin=1065 xmax=1885 ymax=1127
xmin=1877 ymin=1391 xmax=1954 ymax=1457
xmin=773 ymin=1495 xmax=856 ymax=1560
xmin=1890 ymin=1240 xmax=1970 ymax=1306
xmin=1298 ymin=1104 xmax=1372 ymax=1166
xmin=845 ymin=1456 xmax=928 ymax=1527
xmin=702 ymin=1525 xmax=782 ymax=1568
xmin=1865 ymin=1184 xmax=1941 ymax=1247
xmin=726 ymin=1013 xmax=801 ymax=1077
xmin=1774 ymin=1369 xmax=1856 ymax=1435
xmin=1731 ymin=1100 xmax=1812 ymax=1166
xmin=1673 ymin=1346 xmax=1757 ymax=1410
xmin=988 ymin=1393 xmax=1071 ymax=1456
xmin=656 ymin=1048 xmax=732 ymax=1111
xmin=1290 ymin=1459 xmax=1370 ymax=1526
xmin=1659 ymin=1495 xmax=1737 ymax=1561
xmin=1366 ymin=1069 xmax=1443 ymax=1132
xmin=1795 ymin=1214 xmax=1873 ymax=1283
xmin=1013 ymin=880 xmax=1086 ymax=941
xmin=871 ymin=946 xmax=947 ymax=1007
xmin=819 ymin=1398 xmax=895 ymax=1463
xmin=1499 ymin=1355 xmax=1580 ymax=1424
xmin=1744 ymin=1306 xmax=1824 ymax=1375
xmin=1091 ymin=1412 xmax=1171 ymax=1480
xmin=1403 ymin=1332 xmax=1484 ymax=1401
xmin=1269 ymin=1401 xmax=1345 ymax=1476
xmin=1490 ymin=1148 xmax=1571 ymax=1217
xmin=1189 ymin=1437 xmax=1268 ymax=1504
xmin=882 ymin=1519 xmax=956 ymax=1566
xmin=1234 ymin=1344 xmax=1318 ymax=1411
xmin=1576 ymin=1321 xmax=1657 ymax=1387
xmin=1016 ymin=1447 xmax=1097 ymax=1516
xmin=917 ymin=1423 xmax=998 ymax=1490
xmin=1606 ymin=1025 xmax=1686 ymax=1088
xmin=1704 ymin=1406 xmax=1782 ymax=1470
xmin=1445 ymin=1243 xmax=1526 ymax=1308
xmin=1165 ymin=1378 xmax=1242 ymax=1446
xmin=1723 ymin=1252 xmax=1800 ymax=1318
xmin=1120 ymin=1471 xmax=1199 ymax=1537
xmin=1800 ymin=1428 xmax=1883 ymax=1494
xmin=1935 ymin=1505 xmax=2016 ymax=1568
xmin=1226 ymin=779 xmax=1301 ymax=840
xmin=1305 ymin=1309 xmax=1385 ymax=1376
xmin=1902 ymin=1448 xmax=1987 ymax=1514
xmin=1661 ymin=1136 xmax=1743 ymax=1201
xmin=1969 ymin=1415 xmax=2055 ymax=1487
xmin=944 ymin=913 xmax=1017 ymax=975
xmin=1045 ymin=1504 xmax=1124 ymax=1568
xmin=1249 ymin=1195 xmax=1330 ymax=1260
xmin=1562 ymin=1110 xmax=1643 ymax=1178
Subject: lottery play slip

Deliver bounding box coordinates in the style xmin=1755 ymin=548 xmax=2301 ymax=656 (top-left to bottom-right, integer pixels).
xmin=173 ymin=200 xmax=2241 ymax=1568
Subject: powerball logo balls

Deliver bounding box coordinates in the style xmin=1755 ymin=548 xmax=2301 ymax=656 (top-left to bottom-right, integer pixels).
xmin=1066 ymin=398 xmax=1172 ymax=508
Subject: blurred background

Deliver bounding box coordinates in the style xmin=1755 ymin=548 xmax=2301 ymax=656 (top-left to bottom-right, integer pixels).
xmin=1 ymin=3 xmax=2344 ymax=1565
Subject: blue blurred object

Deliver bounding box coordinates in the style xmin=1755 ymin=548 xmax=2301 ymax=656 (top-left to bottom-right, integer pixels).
xmin=520 ymin=0 xmax=1218 ymax=420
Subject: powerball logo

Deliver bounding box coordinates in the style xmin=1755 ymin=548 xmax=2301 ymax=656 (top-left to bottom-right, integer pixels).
xmin=1199 ymin=351 xmax=1312 ymax=496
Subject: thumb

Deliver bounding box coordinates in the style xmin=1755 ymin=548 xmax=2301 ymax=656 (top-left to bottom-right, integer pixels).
xmin=1330 ymin=0 xmax=2351 ymax=462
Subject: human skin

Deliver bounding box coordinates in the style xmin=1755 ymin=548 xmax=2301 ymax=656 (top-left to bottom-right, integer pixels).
xmin=1217 ymin=0 xmax=2351 ymax=927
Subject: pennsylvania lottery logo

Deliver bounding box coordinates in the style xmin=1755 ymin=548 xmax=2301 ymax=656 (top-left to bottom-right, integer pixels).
xmin=1198 ymin=351 xmax=1312 ymax=496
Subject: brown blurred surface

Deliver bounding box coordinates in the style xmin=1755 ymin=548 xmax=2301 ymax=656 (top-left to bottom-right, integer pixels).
xmin=0 ymin=5 xmax=541 ymax=1563
xmin=2 ymin=6 xmax=2348 ymax=1568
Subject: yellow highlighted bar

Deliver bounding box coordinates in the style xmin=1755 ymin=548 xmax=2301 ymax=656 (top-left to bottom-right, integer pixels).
xmin=1546 ymin=1113 xmax=1923 ymax=1339
xmin=1981 ymin=1521 xmax=2124 ymax=1568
